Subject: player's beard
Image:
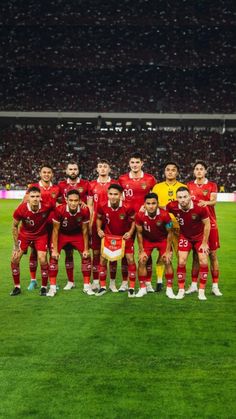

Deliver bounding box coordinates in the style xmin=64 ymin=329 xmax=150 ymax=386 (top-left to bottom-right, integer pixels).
xmin=68 ymin=175 xmax=78 ymax=181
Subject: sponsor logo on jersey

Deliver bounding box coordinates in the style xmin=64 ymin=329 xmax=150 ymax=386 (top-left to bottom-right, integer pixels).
xmin=141 ymin=183 xmax=147 ymax=189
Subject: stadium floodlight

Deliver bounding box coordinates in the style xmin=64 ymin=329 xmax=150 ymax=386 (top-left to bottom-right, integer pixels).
xmin=105 ymin=121 xmax=112 ymax=126
xmin=67 ymin=121 xmax=74 ymax=125
xmin=125 ymin=121 xmax=132 ymax=126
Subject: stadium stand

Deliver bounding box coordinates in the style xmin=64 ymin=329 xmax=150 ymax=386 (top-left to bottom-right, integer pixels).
xmin=0 ymin=125 xmax=235 ymax=192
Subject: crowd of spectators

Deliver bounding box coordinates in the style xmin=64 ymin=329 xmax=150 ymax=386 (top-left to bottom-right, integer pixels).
xmin=0 ymin=124 xmax=235 ymax=192
xmin=0 ymin=0 xmax=235 ymax=112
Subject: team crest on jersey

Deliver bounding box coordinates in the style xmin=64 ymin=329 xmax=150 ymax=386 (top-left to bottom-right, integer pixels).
xmin=51 ymin=192 xmax=56 ymax=198
xmin=191 ymin=213 xmax=198 ymax=220
xmin=156 ymin=221 xmax=162 ymax=226
xmin=119 ymin=214 xmax=125 ymax=219
xmin=77 ymin=217 xmax=82 ymax=222
xmin=141 ymin=183 xmax=147 ymax=189
xmin=78 ymin=188 xmax=84 ymax=193
xmin=168 ymin=191 xmax=174 ymax=197
xmin=203 ymin=190 xmax=209 ymax=196
xmin=42 ymin=213 xmax=47 ymax=218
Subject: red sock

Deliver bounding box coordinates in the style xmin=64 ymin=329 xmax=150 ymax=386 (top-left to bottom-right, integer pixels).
xmin=92 ymin=254 xmax=100 ymax=280
xmin=138 ymin=275 xmax=146 ymax=288
xmin=11 ymin=262 xmax=20 ymax=286
xmin=99 ymin=264 xmax=107 ymax=288
xmin=121 ymin=257 xmax=128 ymax=281
xmin=65 ymin=255 xmax=74 ymax=282
xmin=40 ymin=263 xmax=48 ymax=287
xmin=211 ymin=268 xmax=219 ymax=284
xmin=191 ymin=268 xmax=199 ymax=284
xmin=109 ymin=261 xmax=117 ymax=280
xmin=29 ymin=252 xmax=38 ymax=279
xmin=177 ymin=265 xmax=186 ymax=289
xmin=49 ymin=257 xmax=58 ymax=286
xmin=82 ymin=257 xmax=91 ymax=284
xmin=199 ymin=265 xmax=208 ymax=289
xmin=165 ymin=273 xmax=174 ymax=287
xmin=128 ymin=263 xmax=136 ymax=289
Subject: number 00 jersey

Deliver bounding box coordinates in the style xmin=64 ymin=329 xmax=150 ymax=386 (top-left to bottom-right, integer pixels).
xmin=118 ymin=172 xmax=156 ymax=213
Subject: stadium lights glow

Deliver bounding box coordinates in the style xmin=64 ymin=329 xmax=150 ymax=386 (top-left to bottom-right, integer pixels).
xmin=105 ymin=121 xmax=112 ymax=126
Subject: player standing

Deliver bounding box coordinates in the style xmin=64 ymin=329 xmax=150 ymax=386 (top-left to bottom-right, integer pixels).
xmin=135 ymin=193 xmax=175 ymax=298
xmin=10 ymin=186 xmax=53 ymax=296
xmin=118 ymin=153 xmax=157 ymax=292
xmin=47 ymin=189 xmax=92 ymax=297
xmin=96 ymin=184 xmax=136 ymax=297
xmin=167 ymin=187 xmax=210 ymax=301
xmin=152 ymin=162 xmax=186 ymax=292
xmin=57 ymin=162 xmax=90 ymax=288
xmin=87 ymin=160 xmax=117 ymax=292
xmin=187 ymin=161 xmax=222 ymax=296
xmin=26 ymin=164 xmax=60 ymax=290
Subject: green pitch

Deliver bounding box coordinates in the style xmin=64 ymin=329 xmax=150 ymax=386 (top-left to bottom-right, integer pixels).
xmin=0 ymin=200 xmax=235 ymax=419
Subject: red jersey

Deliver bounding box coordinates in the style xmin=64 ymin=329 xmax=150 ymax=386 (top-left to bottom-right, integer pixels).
xmin=88 ymin=177 xmax=116 ymax=212
xmin=52 ymin=204 xmax=90 ymax=235
xmin=118 ymin=172 xmax=156 ymax=212
xmin=97 ymin=201 xmax=135 ymax=236
xmin=27 ymin=181 xmax=60 ymax=207
xmin=13 ymin=202 xmax=53 ymax=240
xmin=187 ymin=180 xmax=217 ymax=224
xmin=167 ymin=200 xmax=209 ymax=242
xmin=135 ymin=209 xmax=172 ymax=242
xmin=58 ymin=178 xmax=90 ymax=204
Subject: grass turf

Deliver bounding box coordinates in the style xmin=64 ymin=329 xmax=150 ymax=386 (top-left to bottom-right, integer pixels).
xmin=0 ymin=200 xmax=236 ymax=418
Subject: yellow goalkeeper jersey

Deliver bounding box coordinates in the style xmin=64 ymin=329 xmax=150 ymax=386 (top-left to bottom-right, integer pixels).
xmin=152 ymin=181 xmax=187 ymax=230
xmin=152 ymin=181 xmax=187 ymax=207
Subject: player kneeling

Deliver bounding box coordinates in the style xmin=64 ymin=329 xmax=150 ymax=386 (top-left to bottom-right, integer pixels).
xmin=135 ymin=193 xmax=175 ymax=298
xmin=96 ymin=184 xmax=136 ymax=297
xmin=47 ymin=189 xmax=92 ymax=297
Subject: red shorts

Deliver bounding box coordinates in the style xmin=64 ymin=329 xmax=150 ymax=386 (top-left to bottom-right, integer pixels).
xmin=90 ymin=223 xmax=101 ymax=251
xmin=178 ymin=235 xmax=204 ymax=253
xmin=124 ymin=238 xmax=134 ymax=254
xmin=209 ymin=228 xmax=220 ymax=251
xmin=57 ymin=233 xmax=85 ymax=253
xmin=143 ymin=239 xmax=167 ymax=257
xmin=18 ymin=233 xmax=48 ymax=252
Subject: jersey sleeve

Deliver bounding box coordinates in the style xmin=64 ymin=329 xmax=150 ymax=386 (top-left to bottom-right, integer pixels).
xmin=82 ymin=207 xmax=90 ymax=223
xmin=52 ymin=206 xmax=62 ymax=223
xmin=13 ymin=205 xmax=23 ymax=221
xmin=135 ymin=212 xmax=143 ymax=226
xmin=200 ymin=206 xmax=210 ymax=220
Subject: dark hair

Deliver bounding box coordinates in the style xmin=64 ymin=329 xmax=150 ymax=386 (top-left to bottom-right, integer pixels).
xmin=108 ymin=183 xmax=123 ymax=193
xmin=145 ymin=192 xmax=158 ymax=201
xmin=164 ymin=161 xmax=180 ymax=172
xmin=193 ymin=161 xmax=207 ymax=170
xmin=28 ymin=186 xmax=41 ymax=194
xmin=129 ymin=152 xmax=143 ymax=161
xmin=66 ymin=189 xmax=80 ymax=197
xmin=40 ymin=163 xmax=53 ymax=172
xmin=176 ymin=186 xmax=189 ymax=195
xmin=66 ymin=161 xmax=79 ymax=168
xmin=97 ymin=159 xmax=110 ymax=166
